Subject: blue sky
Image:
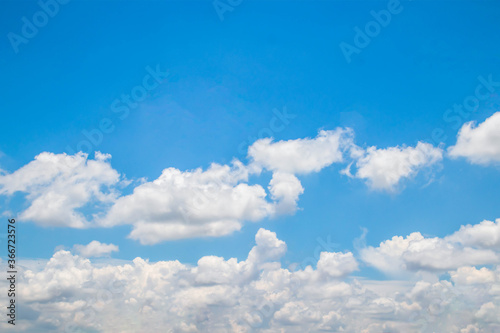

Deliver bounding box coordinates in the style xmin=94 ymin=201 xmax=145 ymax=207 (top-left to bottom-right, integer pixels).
xmin=1 ymin=1 xmax=500 ymax=331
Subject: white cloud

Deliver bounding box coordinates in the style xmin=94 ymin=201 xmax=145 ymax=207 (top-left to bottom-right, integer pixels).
xmin=316 ymin=251 xmax=358 ymax=278
xmin=20 ymin=250 xmax=94 ymax=302
xmin=360 ymin=219 xmax=500 ymax=276
xmin=73 ymin=240 xmax=119 ymax=258
xmin=245 ymin=128 xmax=353 ymax=220
xmin=475 ymin=302 xmax=500 ymax=324
xmin=0 ymin=128 xmax=447 ymax=243
xmin=100 ymin=161 xmax=275 ymax=244
xmin=0 ymin=151 xmax=308 ymax=244
xmin=448 ymin=219 xmax=500 ymax=249
xmin=268 ymin=172 xmax=304 ymax=215
xmin=4 ymin=226 xmax=500 ymax=332
xmin=248 ymin=128 xmax=354 ymax=174
xmin=247 ymin=228 xmax=287 ymax=263
xmin=448 ymin=112 xmax=500 ymax=165
xmin=450 ymin=266 xmax=496 ymax=285
xmin=347 ymin=142 xmax=443 ymax=192
xmin=127 ymin=220 xmax=245 ymax=245
xmin=0 ymin=152 xmax=120 ymax=228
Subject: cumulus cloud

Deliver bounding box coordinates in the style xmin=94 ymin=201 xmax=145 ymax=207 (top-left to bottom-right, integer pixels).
xmin=475 ymin=302 xmax=500 ymax=325
xmin=360 ymin=219 xmax=500 ymax=276
xmin=316 ymin=251 xmax=359 ymax=278
xmin=0 ymin=150 xmax=309 ymax=244
xmin=99 ymin=161 xmax=275 ymax=244
xmin=0 ymin=152 xmax=120 ymax=228
xmin=448 ymin=219 xmax=500 ymax=249
xmin=73 ymin=241 xmax=119 ymax=258
xmin=267 ymin=172 xmax=304 ymax=215
xmin=0 ymin=127 xmax=450 ymax=244
xmin=448 ymin=112 xmax=500 ymax=165
xmin=248 ymin=128 xmax=354 ymax=174
xmin=4 ymin=226 xmax=500 ymax=332
xmin=246 ymin=128 xmax=353 ymax=218
xmin=450 ymin=266 xmax=496 ymax=285
xmin=345 ymin=142 xmax=443 ymax=192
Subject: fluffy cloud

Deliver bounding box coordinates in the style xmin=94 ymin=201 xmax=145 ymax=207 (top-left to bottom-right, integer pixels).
xmin=73 ymin=241 xmax=119 ymax=258
xmin=0 ymin=128 xmax=449 ymax=243
xmin=267 ymin=172 xmax=304 ymax=215
xmin=248 ymin=128 xmax=354 ymax=174
xmin=0 ymin=152 xmax=120 ymax=228
xmin=346 ymin=142 xmax=443 ymax=191
xmin=0 ymin=150 xmax=308 ymax=244
xmin=447 ymin=218 xmax=500 ymax=249
xmin=99 ymin=161 xmax=275 ymax=244
xmin=360 ymin=219 xmax=500 ymax=275
xmin=450 ymin=266 xmax=496 ymax=285
xmin=448 ymin=112 xmax=500 ymax=165
xmin=4 ymin=226 xmax=500 ymax=332
xmin=246 ymin=128 xmax=353 ymax=218
xmin=316 ymin=251 xmax=359 ymax=278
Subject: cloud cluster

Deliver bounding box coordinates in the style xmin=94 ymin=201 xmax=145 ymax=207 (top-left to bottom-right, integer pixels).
xmin=0 ymin=112 xmax=497 ymax=242
xmin=73 ymin=241 xmax=119 ymax=258
xmin=360 ymin=219 xmax=500 ymax=276
xmin=3 ymin=222 xmax=500 ymax=332
xmin=0 ymin=128 xmax=356 ymax=243
xmin=346 ymin=142 xmax=443 ymax=191
xmin=0 ymin=152 xmax=120 ymax=228
xmin=99 ymin=160 xmax=274 ymax=244
xmin=248 ymin=129 xmax=353 ymax=174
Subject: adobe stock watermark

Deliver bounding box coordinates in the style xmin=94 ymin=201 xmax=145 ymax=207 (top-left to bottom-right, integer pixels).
xmin=7 ymin=0 xmax=70 ymax=54
xmin=213 ymin=0 xmax=243 ymax=21
xmin=65 ymin=65 xmax=169 ymax=155
xmin=339 ymin=0 xmax=404 ymax=64
xmin=237 ymin=106 xmax=296 ymax=156
xmin=427 ymin=74 xmax=500 ymax=146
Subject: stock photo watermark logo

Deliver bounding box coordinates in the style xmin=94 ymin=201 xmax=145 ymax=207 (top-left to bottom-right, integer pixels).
xmin=237 ymin=106 xmax=297 ymax=156
xmin=213 ymin=0 xmax=243 ymax=21
xmin=7 ymin=0 xmax=70 ymax=54
xmin=339 ymin=0 xmax=403 ymax=64
xmin=428 ymin=74 xmax=500 ymax=145
xmin=66 ymin=65 xmax=169 ymax=155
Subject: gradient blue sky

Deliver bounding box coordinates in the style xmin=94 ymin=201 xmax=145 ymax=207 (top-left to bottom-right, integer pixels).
xmin=1 ymin=0 xmax=500 ymax=278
